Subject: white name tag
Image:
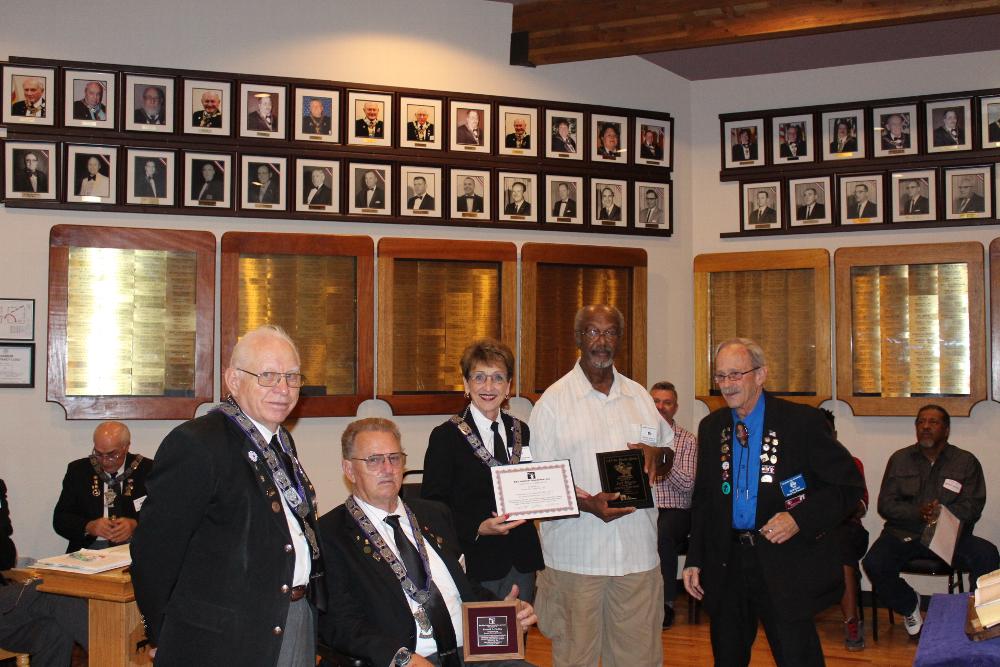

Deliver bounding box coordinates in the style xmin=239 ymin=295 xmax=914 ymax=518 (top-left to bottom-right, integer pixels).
xmin=518 ymin=446 xmax=534 ymax=462
xmin=639 ymin=424 xmax=658 ymax=445
xmin=943 ymin=479 xmax=962 ymax=494
xmin=133 ymin=495 xmax=147 ymax=512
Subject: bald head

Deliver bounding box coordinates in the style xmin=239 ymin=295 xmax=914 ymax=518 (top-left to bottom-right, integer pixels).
xmin=229 ymin=324 xmax=300 ymax=370
xmin=92 ymin=421 xmax=131 ymax=472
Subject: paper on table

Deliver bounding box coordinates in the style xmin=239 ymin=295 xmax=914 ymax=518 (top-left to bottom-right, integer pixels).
xmin=33 ymin=543 xmax=132 ymax=574
xmin=928 ymin=504 xmax=961 ymax=565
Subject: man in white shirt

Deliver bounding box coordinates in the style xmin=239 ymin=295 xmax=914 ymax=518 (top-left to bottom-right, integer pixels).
xmin=529 ymin=304 xmax=675 ymax=667
xmin=319 ymin=418 xmax=537 ymax=667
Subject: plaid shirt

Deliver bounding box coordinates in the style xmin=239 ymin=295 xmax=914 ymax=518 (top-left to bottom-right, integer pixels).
xmin=654 ymin=422 xmax=697 ymax=509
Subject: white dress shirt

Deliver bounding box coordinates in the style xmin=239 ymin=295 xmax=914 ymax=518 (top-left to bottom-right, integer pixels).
xmin=529 ymin=363 xmax=674 ymax=576
xmin=352 ymin=495 xmax=465 ymax=656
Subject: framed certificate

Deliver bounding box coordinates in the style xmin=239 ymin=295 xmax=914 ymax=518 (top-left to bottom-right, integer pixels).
xmin=490 ymin=460 xmax=579 ymax=521
xmin=462 ymin=601 xmax=525 ymax=662
xmin=0 ymin=343 xmax=35 ymax=388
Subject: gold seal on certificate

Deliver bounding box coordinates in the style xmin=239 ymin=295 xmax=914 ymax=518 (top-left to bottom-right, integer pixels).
xmin=490 ymin=460 xmax=579 ymax=521
xmin=596 ymin=449 xmax=654 ymax=509
xmin=462 ymin=601 xmax=525 ymax=662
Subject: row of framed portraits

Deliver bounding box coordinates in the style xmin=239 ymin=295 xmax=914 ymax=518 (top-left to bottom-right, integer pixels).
xmin=722 ymin=94 xmax=1000 ymax=170
xmin=2 ymin=62 xmax=673 ymax=168
xmin=3 ymin=140 xmax=672 ymax=232
xmin=740 ymin=164 xmax=1000 ymax=232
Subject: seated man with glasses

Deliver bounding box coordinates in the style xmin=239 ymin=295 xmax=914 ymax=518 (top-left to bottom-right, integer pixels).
xmin=320 ymin=417 xmax=538 ymax=667
xmin=53 ymin=420 xmax=152 ymax=552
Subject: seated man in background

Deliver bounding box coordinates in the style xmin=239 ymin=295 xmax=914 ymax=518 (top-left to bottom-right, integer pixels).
xmin=1 ymin=478 xmax=89 ymax=666
xmin=53 ymin=421 xmax=152 ymax=552
xmin=863 ymin=404 xmax=1000 ymax=638
xmin=320 ymin=418 xmax=537 ymax=667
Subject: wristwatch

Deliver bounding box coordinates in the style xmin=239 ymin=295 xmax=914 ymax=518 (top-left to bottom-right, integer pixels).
xmin=393 ymin=647 xmax=412 ymax=666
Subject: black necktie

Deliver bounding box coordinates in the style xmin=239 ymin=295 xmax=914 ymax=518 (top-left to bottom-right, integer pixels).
xmin=491 ymin=421 xmax=508 ymax=464
xmin=385 ymin=514 xmax=426 ymax=588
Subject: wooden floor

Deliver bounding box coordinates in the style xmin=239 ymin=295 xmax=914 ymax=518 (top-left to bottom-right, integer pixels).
xmin=524 ymin=596 xmax=919 ymax=666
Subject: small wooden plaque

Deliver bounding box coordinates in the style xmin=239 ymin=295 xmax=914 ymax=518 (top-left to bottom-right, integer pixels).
xmin=462 ymin=600 xmax=524 ymax=662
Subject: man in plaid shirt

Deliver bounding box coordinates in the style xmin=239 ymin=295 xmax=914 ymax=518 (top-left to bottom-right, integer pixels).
xmin=650 ymin=381 xmax=698 ymax=629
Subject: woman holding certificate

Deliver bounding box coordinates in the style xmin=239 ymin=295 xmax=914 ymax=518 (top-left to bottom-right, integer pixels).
xmin=422 ymin=338 xmax=544 ymax=601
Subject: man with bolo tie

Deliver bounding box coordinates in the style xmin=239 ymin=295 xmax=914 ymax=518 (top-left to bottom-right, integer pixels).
xmin=683 ymin=338 xmax=863 ymax=666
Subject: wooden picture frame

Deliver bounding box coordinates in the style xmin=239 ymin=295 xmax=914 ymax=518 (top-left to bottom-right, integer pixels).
xmin=400 ymin=165 xmax=443 ymax=218
xmin=822 ymin=109 xmax=865 ymax=161
xmin=184 ymin=151 xmax=232 ymax=209
xmin=3 ymin=64 xmax=55 ymax=126
xmin=124 ymin=73 xmax=174 ymax=133
xmin=498 ymin=104 xmax=537 ymax=157
xmin=183 ymin=78 xmax=231 ymax=137
xmin=890 ymin=169 xmax=937 ymax=223
xmin=943 ymin=165 xmax=991 ymax=220
xmin=497 ymin=171 xmax=537 ymax=223
xmin=634 ymin=181 xmax=670 ymax=231
xmin=723 ymin=118 xmax=765 ymax=169
xmin=295 ymin=159 xmax=339 ymax=213
xmin=4 ymin=140 xmax=57 ymax=201
xmin=399 ymin=96 xmax=442 ymax=150
xmin=741 ymin=181 xmax=781 ymax=231
xmin=635 ymin=117 xmax=670 ymax=168
xmin=591 ymin=113 xmax=627 ymax=163
xmin=872 ymin=104 xmax=917 ymax=158
xmin=545 ymin=175 xmax=583 ymax=225
xmin=592 ymin=178 xmax=627 ymax=228
xmin=839 ymin=174 xmax=884 ymax=225
xmin=788 ymin=176 xmax=832 ymax=227
xmin=772 ymin=113 xmax=813 ymax=164
xmin=926 ymin=98 xmax=972 ymax=153
xmin=240 ymin=155 xmax=287 ymax=212
xmin=240 ymin=82 xmax=286 ymax=140
xmin=294 ymin=87 xmax=339 ymax=143
xmin=66 ymin=144 xmax=117 ymax=205
xmin=125 ymin=148 xmax=175 ymax=206
xmin=63 ymin=69 xmax=116 ymax=130
xmin=451 ymin=168 xmax=491 ymax=221
xmin=545 ymin=109 xmax=583 ymax=160
xmin=451 ymin=100 xmax=490 ymax=154
xmin=348 ymin=162 xmax=392 ymax=215
xmin=348 ymin=90 xmax=392 ymax=147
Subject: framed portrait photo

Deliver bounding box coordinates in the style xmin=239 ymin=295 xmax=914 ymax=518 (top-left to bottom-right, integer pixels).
xmin=592 ymin=178 xmax=628 ymax=228
xmin=788 ymin=176 xmax=832 ymax=227
xmin=498 ymin=171 xmax=537 ymax=222
xmin=634 ymin=181 xmax=670 ymax=231
xmin=741 ymin=181 xmax=781 ymax=231
xmin=980 ymin=96 xmax=1000 ymax=149
xmin=66 ymin=145 xmax=117 ymax=205
xmin=399 ymin=96 xmax=441 ymax=150
xmin=451 ymin=169 xmax=491 ymax=221
xmin=498 ymin=105 xmax=537 ymax=157
xmin=240 ymin=83 xmax=286 ymax=140
xmin=890 ymin=170 xmax=936 ymax=223
xmin=349 ymin=91 xmax=392 ymax=147
xmin=124 ymin=74 xmax=174 ymax=133
xmin=4 ymin=141 xmax=57 ymax=201
xmin=349 ymin=162 xmax=391 ymax=215
xmin=451 ymin=101 xmax=490 ymax=154
xmin=184 ymin=152 xmax=232 ymax=208
xmin=296 ymin=159 xmax=339 ymax=214
xmin=926 ymin=99 xmax=972 ymax=153
xmin=822 ymin=110 xmax=865 ymax=160
xmin=3 ymin=65 xmax=55 ymax=126
xmin=772 ymin=114 xmax=813 ymax=164
xmin=294 ymin=88 xmax=339 ymax=143
xmin=839 ymin=174 xmax=884 ymax=225
xmin=64 ymin=70 xmax=116 ymax=130
xmin=873 ymin=104 xmax=917 ymax=158
xmin=592 ymin=114 xmax=627 ymax=163
xmin=944 ymin=165 xmax=991 ymax=220
xmin=545 ymin=109 xmax=583 ymax=160
xmin=723 ymin=119 xmax=765 ymax=168
xmin=400 ymin=165 xmax=442 ymax=218
xmin=183 ymin=79 xmax=231 ymax=136
xmin=635 ymin=118 xmax=670 ymax=168
xmin=126 ymin=148 xmax=175 ymax=206
xmin=241 ymin=155 xmax=287 ymax=211
xmin=545 ymin=175 xmax=583 ymax=225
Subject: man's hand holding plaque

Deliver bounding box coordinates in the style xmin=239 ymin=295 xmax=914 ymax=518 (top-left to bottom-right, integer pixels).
xmin=576 ymin=485 xmax=635 ymax=523
xmin=627 ymin=441 xmax=675 ymax=481
xmin=461 ymin=583 xmax=536 ymax=662
xmin=594 ymin=448 xmax=656 ymax=510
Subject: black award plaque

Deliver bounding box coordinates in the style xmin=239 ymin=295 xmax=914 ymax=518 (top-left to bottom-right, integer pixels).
xmin=596 ymin=449 xmax=654 ymax=509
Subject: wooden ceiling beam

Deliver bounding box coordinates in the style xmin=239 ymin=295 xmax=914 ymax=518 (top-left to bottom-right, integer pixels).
xmin=511 ymin=0 xmax=1000 ymax=65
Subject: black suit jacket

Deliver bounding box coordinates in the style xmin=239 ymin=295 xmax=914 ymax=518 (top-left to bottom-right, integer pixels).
xmin=406 ymin=122 xmax=434 ymax=141
xmin=779 ymin=139 xmax=807 ymax=158
xmin=731 ymin=142 xmax=757 ymax=161
xmin=504 ymin=133 xmax=530 ymax=149
xmin=455 ymin=194 xmax=484 ymax=213
xmin=355 ymin=186 xmax=385 ymax=208
xmin=304 ymin=183 xmax=332 ymax=206
xmin=551 ymin=135 xmax=576 ymax=153
xmin=640 ymin=143 xmax=663 ymax=159
xmin=303 ymin=115 xmax=332 ymax=135
xmin=1 ymin=479 xmax=15 ymax=570
xmin=72 ymin=100 xmax=106 ymax=121
xmin=12 ymin=169 xmax=48 ymax=193
xmin=191 ymin=110 xmax=222 ymax=128
xmin=956 ymin=193 xmax=986 ymax=213
xmin=247 ymin=112 xmax=277 ymax=132
xmin=249 ymin=180 xmax=279 ymax=204
xmin=131 ymin=411 xmax=323 ymax=667
xmin=135 ymin=173 xmax=167 ymax=198
xmin=319 ymin=499 xmax=494 ymax=666
xmin=597 ymin=204 xmax=621 ymax=221
xmin=134 ymin=109 xmax=165 ymax=125
xmin=504 ymin=201 xmax=530 ymax=216
xmin=687 ymin=394 xmax=863 ymax=620
xmin=11 ymin=100 xmax=46 ymax=117
xmin=193 ymin=178 xmax=224 ymax=201
xmin=881 ymin=132 xmax=910 ymax=150
xmin=795 ymin=203 xmax=825 ymax=220
xmin=903 ymin=195 xmax=929 ymax=215
xmin=455 ymin=125 xmax=483 ymax=146
xmin=829 ymin=137 xmax=858 ymax=153
xmin=551 ymin=198 xmax=577 ymax=217
xmin=407 ymin=194 xmax=435 ymax=210
xmin=422 ymin=413 xmax=544 ymax=582
xmin=354 ymin=118 xmax=384 ymax=138
xmin=990 ymin=121 xmax=1000 ymax=143
xmin=848 ymin=199 xmax=877 ymax=219
xmin=52 ymin=454 xmax=153 ymax=552
xmin=934 ymin=125 xmax=965 ymax=146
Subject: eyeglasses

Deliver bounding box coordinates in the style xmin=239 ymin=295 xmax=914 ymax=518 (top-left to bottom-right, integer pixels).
xmin=92 ymin=448 xmax=126 ymax=462
xmin=351 ymin=453 xmax=407 ymax=470
xmin=238 ymin=368 xmax=306 ymax=388
xmin=578 ymin=327 xmax=622 ymax=340
xmin=468 ymin=372 xmax=508 ymax=386
xmin=712 ymin=367 xmax=760 ymax=384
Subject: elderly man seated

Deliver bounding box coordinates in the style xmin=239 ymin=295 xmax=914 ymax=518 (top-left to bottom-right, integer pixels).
xmin=319 ymin=418 xmax=538 ymax=667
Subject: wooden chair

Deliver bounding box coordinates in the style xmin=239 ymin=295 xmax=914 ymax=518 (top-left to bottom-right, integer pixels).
xmin=0 ymin=649 xmax=30 ymax=666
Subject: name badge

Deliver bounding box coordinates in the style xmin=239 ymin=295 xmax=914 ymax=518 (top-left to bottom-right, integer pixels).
xmin=519 ymin=446 xmax=534 ymax=462
xmin=943 ymin=478 xmax=962 ymax=493
xmin=780 ymin=474 xmax=806 ymax=498
xmin=639 ymin=424 xmax=658 ymax=445
xmin=133 ymin=495 xmax=147 ymax=512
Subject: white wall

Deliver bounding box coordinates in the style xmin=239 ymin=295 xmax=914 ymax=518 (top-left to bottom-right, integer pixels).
xmin=690 ymin=51 xmax=1000 ymax=590
xmin=0 ymin=0 xmax=693 ymax=558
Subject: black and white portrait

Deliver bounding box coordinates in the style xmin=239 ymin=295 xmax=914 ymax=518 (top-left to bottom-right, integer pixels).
xmin=296 ymin=159 xmax=339 ymax=213
xmin=840 ymin=175 xmax=883 ymax=224
xmin=890 ymin=170 xmax=935 ymax=222
xmin=545 ymin=175 xmax=583 ymax=225
xmin=4 ymin=141 xmax=56 ymax=200
xmin=944 ymin=166 xmax=991 ymax=220
xmin=400 ymin=166 xmax=442 ymax=218
xmin=451 ymin=169 xmax=490 ymax=220
xmin=126 ymin=149 xmax=174 ymax=206
xmin=67 ymin=145 xmax=117 ymax=204
xmin=498 ymin=172 xmax=536 ymax=222
xmin=349 ymin=162 xmax=391 ymax=215
xmin=788 ymin=177 xmax=831 ymax=226
xmin=241 ymin=155 xmax=287 ymax=210
xmin=184 ymin=152 xmax=232 ymax=208
xmin=592 ymin=179 xmax=627 ymax=227
xmin=927 ymin=99 xmax=972 ymax=153
xmin=742 ymin=182 xmax=781 ymax=230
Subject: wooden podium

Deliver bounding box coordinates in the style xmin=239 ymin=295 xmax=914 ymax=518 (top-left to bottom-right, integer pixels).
xmin=32 ymin=566 xmax=151 ymax=666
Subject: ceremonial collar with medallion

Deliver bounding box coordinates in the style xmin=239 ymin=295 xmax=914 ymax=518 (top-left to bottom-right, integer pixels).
xmin=90 ymin=454 xmax=143 ymax=488
xmin=450 ymin=405 xmax=523 ymax=467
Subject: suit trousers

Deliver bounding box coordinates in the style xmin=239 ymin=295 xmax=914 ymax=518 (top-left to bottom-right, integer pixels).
xmin=708 ymin=541 xmax=824 ymax=667
xmin=275 ymin=599 xmax=316 ymax=667
xmin=535 ymin=566 xmax=663 ymax=667
xmin=0 ymin=580 xmax=88 ymax=667
xmin=479 ymin=566 xmax=536 ymax=604
xmin=657 ymin=508 xmax=691 ymax=604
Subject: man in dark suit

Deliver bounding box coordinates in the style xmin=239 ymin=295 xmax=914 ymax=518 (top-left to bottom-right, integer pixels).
xmin=355 ymin=170 xmax=385 ymax=209
xmin=249 ymin=164 xmax=279 ymax=204
xmin=134 ymin=86 xmax=166 ymax=125
xmin=933 ymin=109 xmax=964 ymax=147
xmin=355 ymin=101 xmax=384 ymax=139
xmin=72 ymin=81 xmax=107 ymax=121
xmin=731 ymin=129 xmax=757 ymax=162
xmin=407 ymin=176 xmax=435 ymax=211
xmin=303 ymin=168 xmax=332 ymax=206
xmin=881 ymin=114 xmax=910 ymax=151
xmin=11 ymin=76 xmax=46 ymax=118
xmin=319 ymin=418 xmax=537 ymax=667
xmin=748 ymin=190 xmax=776 ymax=225
xmin=829 ymin=120 xmax=858 ymax=154
xmin=193 ymin=161 xmax=225 ymax=202
xmin=640 ymin=128 xmax=663 ymax=160
xmin=11 ymin=151 xmax=48 ymax=193
xmin=132 ymin=325 xmax=325 ymax=666
xmin=779 ymin=124 xmax=807 ymax=159
xmin=683 ymin=338 xmax=863 ymax=666
xmin=901 ymin=180 xmax=929 ymax=215
xmin=455 ymin=109 xmax=484 ymax=146
xmin=848 ymin=183 xmax=877 ymax=219
xmin=406 ymin=108 xmax=434 ymax=142
xmin=248 ymin=94 xmax=278 ymax=132
xmin=192 ymin=90 xmax=223 ymax=128
xmin=503 ymin=181 xmax=530 ymax=216
xmin=135 ymin=159 xmax=168 ymax=199
xmin=795 ymin=187 xmax=825 ymax=221
xmin=52 ymin=421 xmax=152 ymax=553
xmin=550 ymin=182 xmax=576 ymax=217
xmin=989 ymin=114 xmax=1000 ymax=143
xmin=638 ymin=188 xmax=663 ymax=225
xmin=303 ymin=98 xmax=332 ymax=135
xmin=550 ymin=119 xmax=577 ymax=154
xmin=596 ymin=187 xmax=621 ymax=222
xmin=954 ymin=178 xmax=985 ymax=214
xmin=456 ymin=176 xmax=484 ymax=213
xmin=504 ymin=118 xmax=530 ymax=149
